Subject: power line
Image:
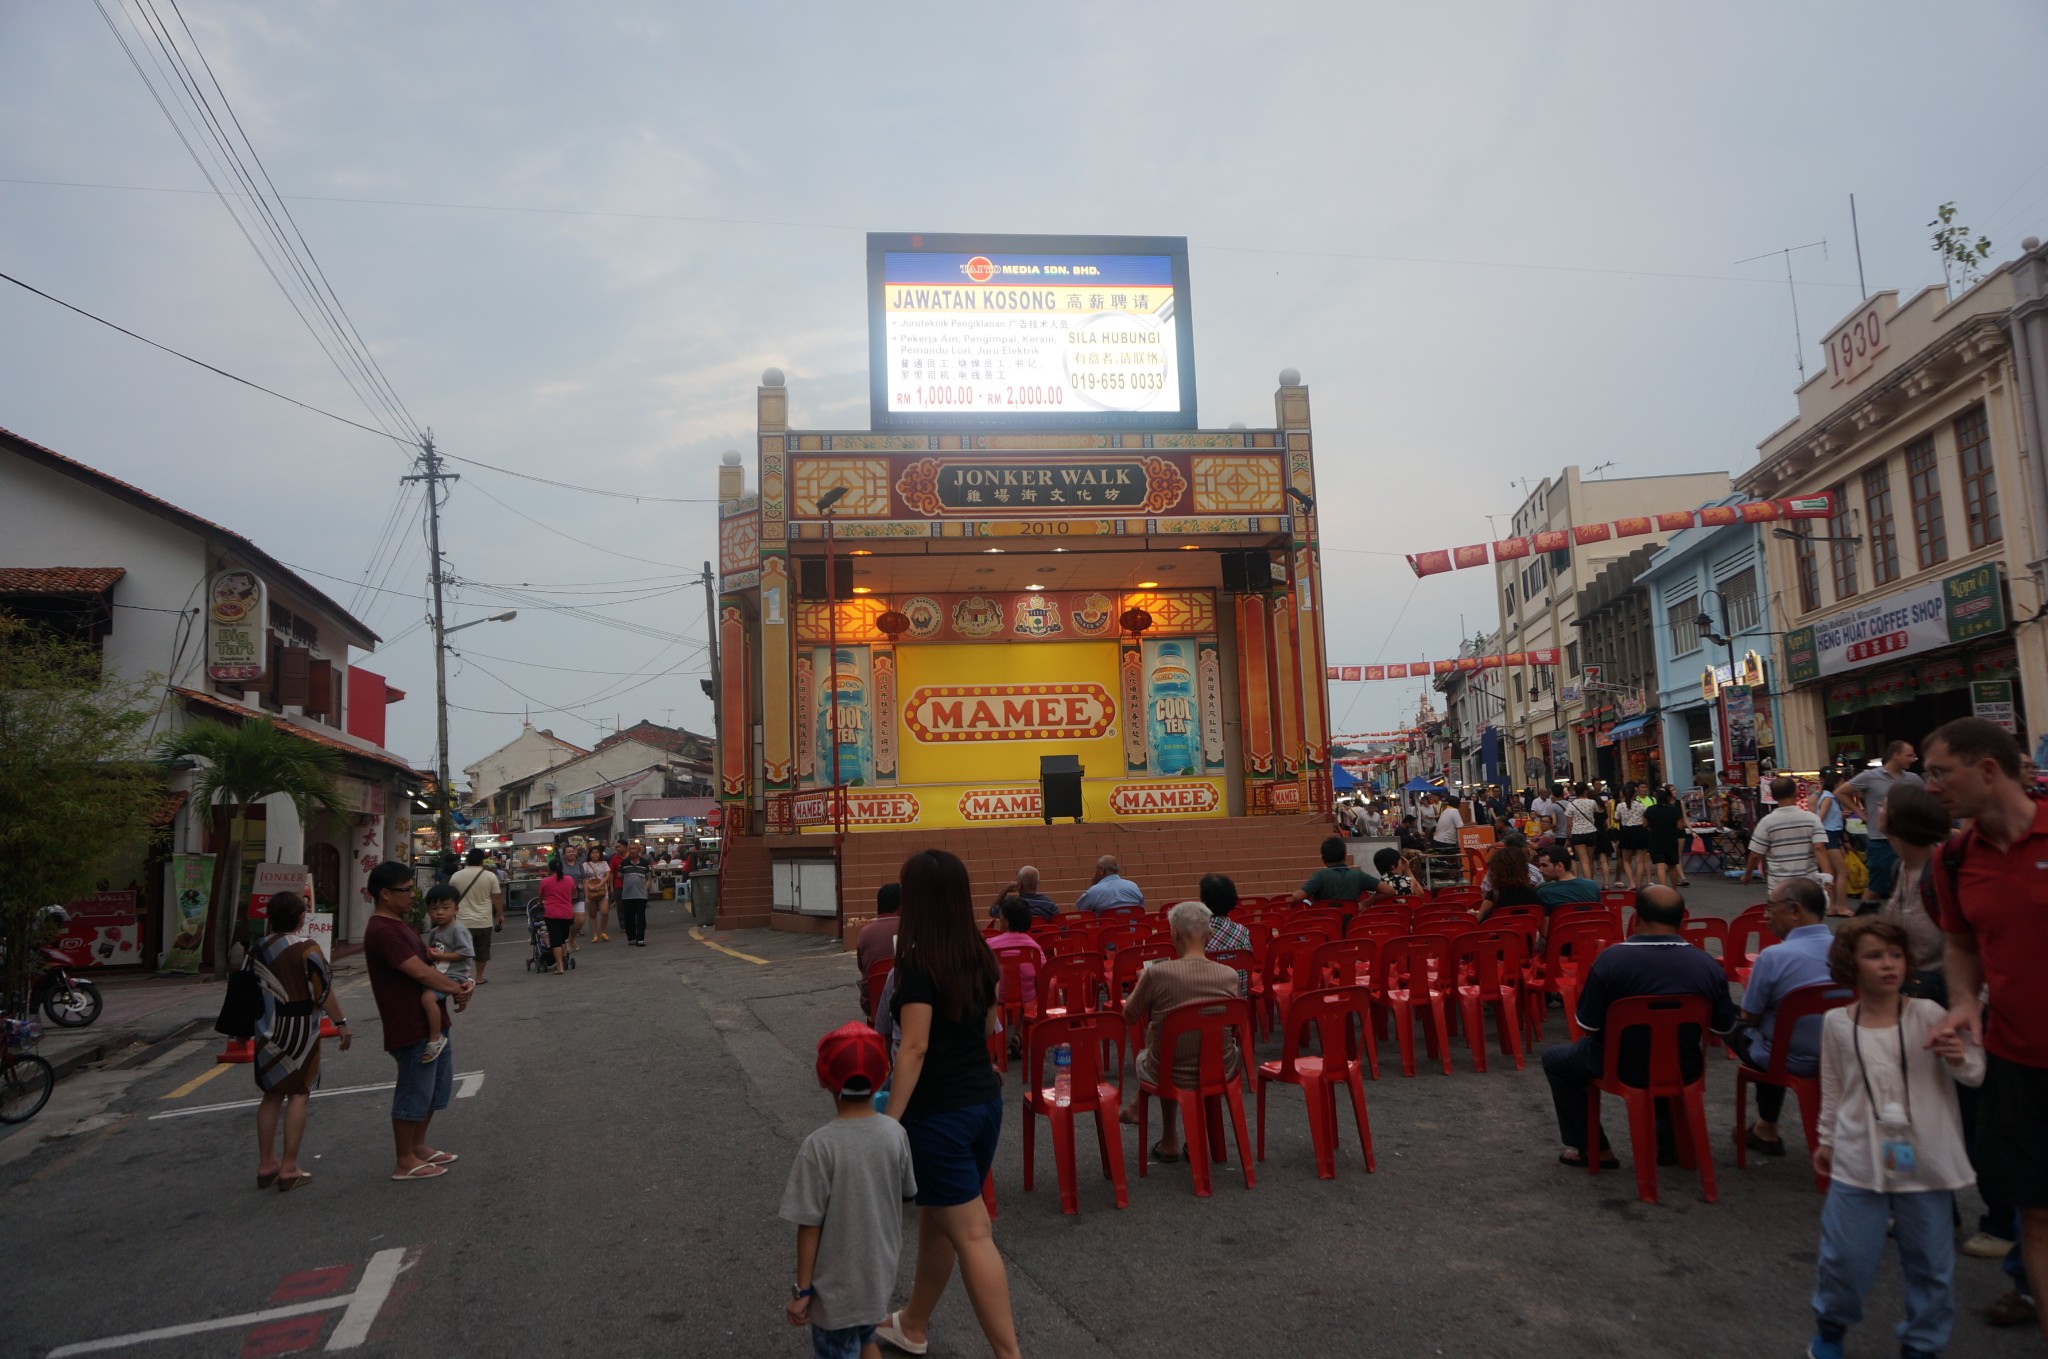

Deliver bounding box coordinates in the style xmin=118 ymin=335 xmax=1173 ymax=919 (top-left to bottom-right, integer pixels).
xmin=0 ymin=269 xmax=419 ymax=447
xmin=437 ymin=451 xmax=718 ymax=504
xmin=459 ymin=478 xmax=695 ymax=570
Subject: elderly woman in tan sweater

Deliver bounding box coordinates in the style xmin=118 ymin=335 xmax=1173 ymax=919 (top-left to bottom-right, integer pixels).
xmin=1118 ymin=899 xmax=1244 ymax=1163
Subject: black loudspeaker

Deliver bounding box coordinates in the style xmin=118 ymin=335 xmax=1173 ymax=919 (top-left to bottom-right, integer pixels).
xmin=797 ymin=558 xmax=856 ymax=600
xmin=1221 ymin=549 xmax=1277 ymax=593
xmin=1040 ymin=755 xmax=1084 ymax=824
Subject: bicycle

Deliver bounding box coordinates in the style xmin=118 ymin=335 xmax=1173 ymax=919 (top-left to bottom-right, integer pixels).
xmin=1 ymin=1015 xmax=55 ymax=1124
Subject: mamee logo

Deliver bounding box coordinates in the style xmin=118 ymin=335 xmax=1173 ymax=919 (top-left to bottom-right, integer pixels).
xmin=1108 ymin=782 xmax=1219 ymax=816
xmin=962 ymin=256 xmax=996 ymax=283
xmin=959 ymin=787 xmax=1043 ymax=821
xmin=903 ymin=684 xmax=1114 ymax=743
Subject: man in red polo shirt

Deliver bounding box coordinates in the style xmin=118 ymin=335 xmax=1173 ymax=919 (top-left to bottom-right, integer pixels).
xmin=1925 ymin=717 xmax=2048 ymax=1343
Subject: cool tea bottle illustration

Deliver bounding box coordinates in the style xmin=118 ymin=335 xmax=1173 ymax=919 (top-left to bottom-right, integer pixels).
xmin=1148 ymin=642 xmax=1196 ymax=776
xmin=816 ymin=648 xmax=871 ymax=786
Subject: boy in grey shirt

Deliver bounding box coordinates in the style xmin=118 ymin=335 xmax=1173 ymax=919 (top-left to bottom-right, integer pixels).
xmin=419 ymin=886 xmax=474 ymax=1064
xmin=782 ymin=1023 xmax=916 ymax=1358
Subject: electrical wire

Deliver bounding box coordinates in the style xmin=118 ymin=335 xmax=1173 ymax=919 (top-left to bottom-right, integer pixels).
xmin=459 ymin=478 xmax=695 ymax=570
xmin=0 ymin=269 xmax=417 ymax=447
xmin=436 ymin=451 xmax=717 ymax=503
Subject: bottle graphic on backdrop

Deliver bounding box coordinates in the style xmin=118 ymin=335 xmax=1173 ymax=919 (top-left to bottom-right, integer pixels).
xmin=816 ymin=649 xmax=871 ymax=786
xmin=1148 ymin=642 xmax=1196 ymax=775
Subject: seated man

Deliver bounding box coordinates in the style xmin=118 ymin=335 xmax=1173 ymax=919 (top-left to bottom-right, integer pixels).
xmin=991 ymin=864 xmax=1060 ymax=921
xmin=1302 ymin=835 xmax=1390 ymax=903
xmin=1396 ymin=816 xmax=1431 ymax=854
xmin=1540 ymin=885 xmax=1739 ymax=1165
xmin=985 ymin=896 xmax=1046 ymax=1007
xmin=1728 ymin=876 xmax=1835 ymax=1155
xmin=1074 ymin=855 xmax=1143 ymax=914
xmin=1534 ymin=847 xmax=1602 ymax=909
xmin=1119 ymin=899 xmax=1244 ymax=1163
xmin=854 ymin=882 xmax=900 ymax=982
xmin=1372 ymin=847 xmax=1417 ymax=897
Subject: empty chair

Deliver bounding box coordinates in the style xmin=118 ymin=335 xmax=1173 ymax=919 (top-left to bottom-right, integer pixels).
xmin=1289 ymin=908 xmax=1349 ymax=938
xmin=1680 ymin=915 xmax=1727 ymax=959
xmin=1723 ymin=905 xmax=1774 ymax=986
xmin=1038 ymin=952 xmax=1110 ymax=1016
xmin=1599 ymin=888 xmax=1636 ymax=909
xmin=1136 ymin=997 xmax=1257 ymax=1196
xmin=1257 ymin=984 xmax=1377 ymax=1179
xmin=1450 ymin=929 xmax=1526 ymax=1071
xmin=1021 ymin=1011 xmax=1130 ymax=1214
xmin=1096 ymin=923 xmax=1147 ymax=958
xmin=1583 ymin=994 xmax=1719 ymax=1205
xmin=1264 ymin=931 xmax=1334 ymax=1029
xmin=1377 ymin=933 xmax=1456 ymax=1077
xmin=1732 ymin=982 xmax=1854 ymax=1192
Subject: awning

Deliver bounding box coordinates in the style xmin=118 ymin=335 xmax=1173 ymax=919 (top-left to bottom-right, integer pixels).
xmin=628 ymin=796 xmax=715 ymax=821
xmin=1606 ymin=714 xmax=1656 ymax=741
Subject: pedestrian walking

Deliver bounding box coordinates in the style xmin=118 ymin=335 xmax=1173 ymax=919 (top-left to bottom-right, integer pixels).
xmin=538 ymin=855 xmax=578 ymax=974
xmin=363 ymin=860 xmax=472 ymax=1182
xmin=616 ymin=843 xmax=651 ymax=946
xmin=448 ymin=847 xmax=503 ymax=984
xmin=874 ymin=848 xmax=1021 ymax=1359
xmin=248 ymin=891 xmax=350 ymax=1192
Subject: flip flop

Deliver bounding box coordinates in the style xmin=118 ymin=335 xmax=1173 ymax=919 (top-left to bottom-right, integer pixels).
xmin=1559 ymin=1149 xmax=1620 ymax=1169
xmin=392 ymin=1163 xmax=447 ymax=1181
xmin=277 ymin=1172 xmax=313 ymax=1192
xmin=875 ymin=1311 xmax=928 ymax=1355
xmin=1150 ymin=1141 xmax=1183 ymax=1163
xmin=257 ymin=1170 xmax=279 ymax=1189
xmin=426 ymin=1151 xmax=458 ymax=1166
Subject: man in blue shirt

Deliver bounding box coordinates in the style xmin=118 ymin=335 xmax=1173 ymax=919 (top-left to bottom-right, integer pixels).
xmin=1728 ymin=876 xmax=1839 ymax=1155
xmin=1534 ymin=848 xmax=1602 ymax=910
xmin=1541 ymin=885 xmax=1739 ymax=1165
xmin=1073 ymin=855 xmax=1143 ymax=914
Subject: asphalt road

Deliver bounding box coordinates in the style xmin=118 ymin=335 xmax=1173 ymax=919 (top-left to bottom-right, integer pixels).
xmin=0 ymin=886 xmax=2034 ymax=1359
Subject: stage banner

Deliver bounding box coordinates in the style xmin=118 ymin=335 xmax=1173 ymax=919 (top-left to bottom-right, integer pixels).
xmin=809 ymin=645 xmax=876 ymax=787
xmin=162 ymin=853 xmax=215 ymax=974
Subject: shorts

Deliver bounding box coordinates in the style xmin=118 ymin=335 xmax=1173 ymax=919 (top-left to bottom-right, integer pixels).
xmin=1863 ymin=838 xmax=1899 ymax=899
xmin=1649 ymin=840 xmax=1680 ymax=866
xmin=811 ymin=1324 xmax=877 ymax=1359
xmin=1570 ymin=833 xmax=1597 ymax=849
xmin=1824 ymin=830 xmax=1844 ymax=850
xmin=1618 ymin=826 xmax=1648 ymax=852
xmin=1976 ymin=1052 xmax=2048 ymax=1208
xmin=902 ymin=1095 xmax=1002 ymax=1207
xmin=468 ymin=929 xmax=493 ymax=963
xmin=391 ymin=1037 xmax=454 ymax=1121
xmin=545 ymin=917 xmax=570 ymax=948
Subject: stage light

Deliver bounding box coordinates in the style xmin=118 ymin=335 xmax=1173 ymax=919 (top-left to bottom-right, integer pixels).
xmin=1136 ymin=581 xmax=1159 ymax=589
xmin=1179 ymin=544 xmax=1199 ymax=550
xmin=1025 ymin=584 xmax=1045 ymax=591
xmin=850 ymin=549 xmax=873 ymax=557
xmin=983 ymin=547 xmax=1005 ymax=554
xmin=851 ymin=586 xmax=873 ymax=595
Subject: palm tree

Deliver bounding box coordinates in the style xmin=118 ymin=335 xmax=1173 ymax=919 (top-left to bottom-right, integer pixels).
xmin=158 ymin=719 xmax=342 ymax=975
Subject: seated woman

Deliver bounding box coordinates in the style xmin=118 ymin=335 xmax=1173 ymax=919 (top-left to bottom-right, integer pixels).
xmin=1476 ymin=841 xmax=1545 ymax=919
xmin=984 ymin=895 xmax=1045 ymax=1007
xmin=1372 ymin=847 xmax=1417 ymax=898
xmin=1118 ymin=900 xmax=1244 ymax=1163
xmin=1198 ymin=873 xmax=1251 ymax=996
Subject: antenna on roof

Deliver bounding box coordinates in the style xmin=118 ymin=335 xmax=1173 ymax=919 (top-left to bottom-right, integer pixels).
xmin=1587 ymin=461 xmax=1616 ymax=480
xmin=1734 ymin=238 xmax=1829 ymax=382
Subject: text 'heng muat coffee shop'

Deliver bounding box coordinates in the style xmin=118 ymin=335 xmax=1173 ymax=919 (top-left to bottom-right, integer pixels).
xmin=711 ymin=233 xmax=1337 ymax=938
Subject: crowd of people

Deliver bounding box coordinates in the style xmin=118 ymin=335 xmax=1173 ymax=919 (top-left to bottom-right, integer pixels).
xmin=805 ymin=716 xmax=2044 ymax=1359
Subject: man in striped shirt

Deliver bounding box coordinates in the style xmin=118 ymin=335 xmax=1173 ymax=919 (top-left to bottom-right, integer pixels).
xmin=1743 ymin=777 xmax=1829 ymax=891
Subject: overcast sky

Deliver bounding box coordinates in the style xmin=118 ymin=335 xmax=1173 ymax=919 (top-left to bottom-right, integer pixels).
xmin=4 ymin=1 xmax=2045 ymax=771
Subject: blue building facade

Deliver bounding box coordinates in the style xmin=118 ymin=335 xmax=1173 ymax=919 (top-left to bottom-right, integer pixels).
xmin=1639 ymin=496 xmax=1790 ymax=798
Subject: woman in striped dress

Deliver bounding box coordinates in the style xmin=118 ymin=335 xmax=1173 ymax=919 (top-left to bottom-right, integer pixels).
xmin=250 ymin=891 xmax=350 ymax=1191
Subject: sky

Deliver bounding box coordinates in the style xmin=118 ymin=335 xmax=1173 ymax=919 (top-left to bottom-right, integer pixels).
xmin=4 ymin=1 xmax=2045 ymax=773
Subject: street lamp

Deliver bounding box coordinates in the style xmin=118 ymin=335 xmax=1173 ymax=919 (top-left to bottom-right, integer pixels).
xmin=433 ymin=609 xmax=518 ymax=851
xmin=445 ymin=610 xmax=517 ymax=636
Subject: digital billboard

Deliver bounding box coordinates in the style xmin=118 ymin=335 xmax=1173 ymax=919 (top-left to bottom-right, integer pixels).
xmin=867 ymin=232 xmax=1197 ymax=430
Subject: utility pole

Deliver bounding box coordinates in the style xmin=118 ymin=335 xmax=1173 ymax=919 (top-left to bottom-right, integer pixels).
xmin=402 ymin=433 xmax=458 ymax=855
xmin=700 ymin=562 xmax=720 ymax=797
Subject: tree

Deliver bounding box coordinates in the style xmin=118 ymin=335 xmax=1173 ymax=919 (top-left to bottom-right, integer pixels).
xmin=0 ymin=616 xmax=167 ymax=1008
xmin=1930 ymin=201 xmax=1993 ymax=297
xmin=157 ymin=718 xmax=341 ymax=976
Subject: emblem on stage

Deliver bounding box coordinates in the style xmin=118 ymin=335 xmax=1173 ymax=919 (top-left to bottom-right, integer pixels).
xmin=952 ymin=595 xmax=1003 ymax=638
xmin=902 ymin=596 xmax=944 ymax=640
xmin=1013 ymin=595 xmax=1062 ymax=637
xmin=1071 ymin=593 xmax=1112 ymax=634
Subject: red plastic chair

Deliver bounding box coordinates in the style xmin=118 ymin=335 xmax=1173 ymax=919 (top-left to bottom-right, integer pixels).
xmin=1553 ymin=901 xmax=1622 ymax=928
xmin=1265 ymin=930 xmax=1335 ymax=1028
xmin=1309 ymin=938 xmax=1385 ymax=1073
xmin=1257 ymin=984 xmax=1377 ymax=1179
xmin=1376 ymin=933 xmax=1455 ymax=1077
xmin=1136 ymin=997 xmax=1257 ymax=1196
xmin=1680 ymin=916 xmax=1727 ymax=959
xmin=1290 ymin=908 xmax=1349 ymax=937
xmin=1348 ymin=915 xmax=1409 ymax=946
xmin=994 ymin=944 xmax=1046 ymax=1072
xmin=1110 ymin=941 xmax=1175 ymax=1002
xmin=1450 ymin=929 xmax=1525 ymax=1071
xmin=1524 ymin=919 xmax=1620 ymax=1043
xmin=1038 ymin=953 xmax=1111 ymax=1016
xmin=1095 ymin=903 xmax=1146 ymax=921
xmin=1723 ymin=905 xmax=1774 ymax=986
xmin=861 ymin=958 xmax=892 ymax=1022
xmin=1207 ymin=947 xmax=1257 ymax=1005
xmin=1585 ymin=994 xmax=1718 ymax=1205
xmin=1096 ymin=923 xmax=1147 ymax=956
xmin=1413 ymin=908 xmax=1476 ymax=933
xmin=1599 ymin=888 xmax=1637 ymax=909
xmin=1021 ymin=1011 xmax=1130 ymax=1214
xmin=1732 ymin=982 xmax=1854 ymax=1192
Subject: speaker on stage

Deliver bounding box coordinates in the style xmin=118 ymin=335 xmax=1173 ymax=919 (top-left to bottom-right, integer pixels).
xmin=1040 ymin=755 xmax=1084 ymax=824
xmin=797 ymin=558 xmax=856 ymax=600
xmin=1221 ymin=549 xmax=1278 ymax=594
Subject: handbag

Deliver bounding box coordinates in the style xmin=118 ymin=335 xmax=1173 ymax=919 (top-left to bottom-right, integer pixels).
xmin=215 ymin=955 xmax=263 ymax=1038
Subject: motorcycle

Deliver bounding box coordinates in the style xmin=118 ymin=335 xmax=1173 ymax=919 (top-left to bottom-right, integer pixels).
xmin=32 ymin=949 xmax=102 ymax=1028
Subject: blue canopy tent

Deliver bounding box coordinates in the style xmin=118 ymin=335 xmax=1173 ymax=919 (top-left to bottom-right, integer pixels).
xmin=1403 ymin=777 xmax=1443 ymax=793
xmin=1331 ymin=764 xmax=1360 ymax=792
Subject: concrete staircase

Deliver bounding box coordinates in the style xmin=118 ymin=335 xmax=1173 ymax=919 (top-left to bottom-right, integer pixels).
xmin=716 ymin=815 xmax=1339 ymax=943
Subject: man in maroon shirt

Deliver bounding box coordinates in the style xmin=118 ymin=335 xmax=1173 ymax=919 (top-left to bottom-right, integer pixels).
xmin=364 ymin=861 xmax=474 ymax=1181
xmin=1924 ymin=718 xmax=2048 ymax=1342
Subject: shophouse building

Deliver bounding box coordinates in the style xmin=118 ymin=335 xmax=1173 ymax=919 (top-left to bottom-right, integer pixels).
xmin=1433 ymin=631 xmax=1505 ymax=790
xmin=1573 ymin=544 xmax=1664 ymax=789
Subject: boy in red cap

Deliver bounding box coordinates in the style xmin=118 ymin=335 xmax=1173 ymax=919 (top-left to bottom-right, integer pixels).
xmin=781 ymin=1022 xmax=918 ymax=1358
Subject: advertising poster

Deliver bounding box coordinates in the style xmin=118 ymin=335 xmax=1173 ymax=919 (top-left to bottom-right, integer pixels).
xmin=1142 ymin=637 xmax=1200 ymax=776
xmin=1972 ymin=680 xmax=2017 ymax=732
xmin=205 ymin=568 xmax=266 ymax=683
xmin=248 ymin=863 xmax=312 ymax=920
xmin=50 ymin=890 xmax=140 ymax=968
xmin=1725 ymin=687 xmax=1758 ymax=763
xmin=811 ymin=645 xmax=875 ymax=787
xmin=868 ymin=233 xmax=1196 ymax=429
xmin=162 ymin=853 xmax=215 ymax=974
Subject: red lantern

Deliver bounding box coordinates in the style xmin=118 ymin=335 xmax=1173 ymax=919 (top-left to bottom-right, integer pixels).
xmin=1119 ymin=607 xmax=1153 ymax=635
xmin=875 ymin=610 xmax=910 ymax=640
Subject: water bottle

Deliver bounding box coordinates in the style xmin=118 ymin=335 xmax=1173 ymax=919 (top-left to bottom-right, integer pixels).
xmin=1053 ymin=1044 xmax=1072 ymax=1107
xmin=1148 ymin=642 xmax=1196 ymax=775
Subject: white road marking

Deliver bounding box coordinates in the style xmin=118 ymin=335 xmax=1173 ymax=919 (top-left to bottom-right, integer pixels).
xmin=148 ymin=1073 xmax=484 ymax=1120
xmin=47 ymin=1248 xmax=407 ymax=1356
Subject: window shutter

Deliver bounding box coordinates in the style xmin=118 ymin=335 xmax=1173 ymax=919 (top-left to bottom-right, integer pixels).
xmin=278 ymin=646 xmax=312 ymax=708
xmin=307 ymin=659 xmax=334 ymax=722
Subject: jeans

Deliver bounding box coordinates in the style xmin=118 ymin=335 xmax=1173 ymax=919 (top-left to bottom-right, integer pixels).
xmin=1542 ymin=1037 xmax=1672 ymax=1155
xmin=618 ymin=898 xmax=648 ymax=942
xmin=1811 ymin=1184 xmax=1955 ymax=1354
xmin=390 ymin=1037 xmax=453 ymax=1122
xmin=811 ymin=1323 xmax=876 ymax=1359
xmin=1863 ymin=837 xmax=1900 ymax=901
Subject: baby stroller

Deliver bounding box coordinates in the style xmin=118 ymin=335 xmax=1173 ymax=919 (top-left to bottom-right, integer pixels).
xmin=524 ymin=900 xmax=575 ymax=972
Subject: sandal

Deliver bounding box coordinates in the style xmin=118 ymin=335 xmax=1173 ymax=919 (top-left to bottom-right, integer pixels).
xmin=1559 ymin=1149 xmax=1620 ymax=1169
xmin=426 ymin=1151 xmax=458 ymax=1166
xmin=875 ymin=1311 xmax=928 ymax=1356
xmin=391 ymin=1163 xmax=447 ymax=1181
xmin=277 ymin=1172 xmax=313 ymax=1192
xmin=1150 ymin=1141 xmax=1183 ymax=1163
xmin=1745 ymin=1129 xmax=1787 ymax=1157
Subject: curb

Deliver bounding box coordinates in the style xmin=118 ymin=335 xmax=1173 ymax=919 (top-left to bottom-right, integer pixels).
xmin=41 ymin=1014 xmax=218 ymax=1084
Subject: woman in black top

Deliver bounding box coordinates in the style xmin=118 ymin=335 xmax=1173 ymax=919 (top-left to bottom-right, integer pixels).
xmin=878 ymin=849 xmax=1020 ymax=1359
xmin=1643 ymin=785 xmax=1689 ymax=890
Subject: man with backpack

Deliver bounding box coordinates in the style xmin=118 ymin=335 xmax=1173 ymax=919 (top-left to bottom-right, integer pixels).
xmin=1924 ymin=717 xmax=2048 ymax=1344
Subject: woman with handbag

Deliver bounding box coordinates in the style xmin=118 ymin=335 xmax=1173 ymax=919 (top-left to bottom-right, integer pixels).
xmin=248 ymin=891 xmax=350 ymax=1191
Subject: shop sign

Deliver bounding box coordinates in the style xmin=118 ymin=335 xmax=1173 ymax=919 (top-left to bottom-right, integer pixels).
xmin=248 ymin=862 xmax=311 ymax=920
xmin=206 ymin=568 xmax=267 ymax=683
xmin=903 ymin=683 xmax=1114 ymax=743
xmin=1972 ymin=680 xmax=2017 ymax=732
xmin=553 ymin=789 xmax=597 ymax=819
xmin=49 ymin=890 xmax=140 ymax=968
xmin=1108 ymin=781 xmax=1220 ymax=816
xmin=1798 ymin=565 xmax=2007 ymax=679
xmin=305 ymin=911 xmax=334 ymax=959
